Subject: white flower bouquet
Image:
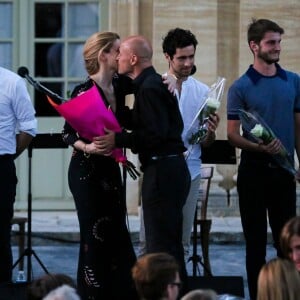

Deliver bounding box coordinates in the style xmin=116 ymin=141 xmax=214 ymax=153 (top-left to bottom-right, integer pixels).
xmin=238 ymin=109 xmax=297 ymax=176
xmin=188 ymin=77 xmax=226 ymax=145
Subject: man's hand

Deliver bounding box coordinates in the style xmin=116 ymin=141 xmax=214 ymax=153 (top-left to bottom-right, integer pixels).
xmin=15 ymin=132 xmax=34 ymax=159
xmin=207 ymin=113 xmax=220 ymax=133
xmin=93 ymin=128 xmax=116 ymax=155
xmin=201 ymin=113 xmax=220 ymax=147
xmin=258 ymin=138 xmax=282 ymax=155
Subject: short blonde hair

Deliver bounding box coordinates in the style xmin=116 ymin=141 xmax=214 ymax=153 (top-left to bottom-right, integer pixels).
xmin=257 ymin=258 xmax=300 ymax=300
xmin=83 ymin=31 xmax=120 ymax=75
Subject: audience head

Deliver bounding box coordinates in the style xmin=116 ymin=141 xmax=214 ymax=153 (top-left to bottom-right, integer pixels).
xmin=181 ymin=289 xmax=217 ymax=300
xmin=117 ymin=35 xmax=152 ymax=78
xmin=42 ymin=284 xmax=80 ymax=300
xmin=27 ymin=273 xmax=76 ymax=300
xmin=132 ymin=252 xmax=180 ymax=300
xmin=280 ymin=215 xmax=300 ymax=271
xmin=83 ymin=31 xmax=120 ymax=75
xmin=257 ymin=258 xmax=300 ymax=300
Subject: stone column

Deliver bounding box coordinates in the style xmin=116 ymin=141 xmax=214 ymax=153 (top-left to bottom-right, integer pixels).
xmin=214 ymin=0 xmax=240 ymax=207
xmin=109 ymin=0 xmax=140 ymax=36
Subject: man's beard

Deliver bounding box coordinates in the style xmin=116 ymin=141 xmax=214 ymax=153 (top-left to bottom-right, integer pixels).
xmin=175 ymin=67 xmax=192 ymax=79
xmin=257 ymin=49 xmax=280 ymax=65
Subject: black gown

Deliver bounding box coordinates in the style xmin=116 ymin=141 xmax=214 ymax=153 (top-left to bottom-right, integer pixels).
xmin=62 ymin=77 xmax=137 ymax=300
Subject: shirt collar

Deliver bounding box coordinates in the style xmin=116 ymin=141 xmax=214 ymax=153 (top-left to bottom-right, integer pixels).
xmin=132 ymin=66 xmax=156 ymax=93
xmin=246 ymin=63 xmax=287 ymax=84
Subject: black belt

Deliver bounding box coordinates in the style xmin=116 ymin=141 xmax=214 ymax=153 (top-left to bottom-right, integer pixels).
xmin=150 ymin=154 xmax=182 ymax=161
xmin=0 ymin=154 xmax=14 ymax=158
xmin=240 ymin=160 xmax=281 ymax=169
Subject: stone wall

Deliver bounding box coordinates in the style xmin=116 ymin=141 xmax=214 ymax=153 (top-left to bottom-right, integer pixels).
xmin=109 ymin=0 xmax=300 ymax=215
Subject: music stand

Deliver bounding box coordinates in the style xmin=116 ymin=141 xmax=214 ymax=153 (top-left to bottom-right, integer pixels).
xmin=201 ymin=140 xmax=236 ymax=165
xmin=12 ymin=133 xmax=68 ymax=282
xmin=188 ymin=167 xmax=214 ymax=277
xmin=202 ymin=140 xmax=237 ymax=205
xmin=188 ymin=213 xmax=213 ymax=277
xmin=188 ymin=140 xmax=237 ymax=276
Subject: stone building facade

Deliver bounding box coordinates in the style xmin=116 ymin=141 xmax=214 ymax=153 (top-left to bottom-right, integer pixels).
xmin=4 ymin=0 xmax=299 ymax=215
xmin=108 ymin=0 xmax=300 ymax=216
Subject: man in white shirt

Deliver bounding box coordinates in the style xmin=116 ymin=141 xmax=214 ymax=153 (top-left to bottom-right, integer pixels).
xmin=0 ymin=66 xmax=37 ymax=283
xmin=162 ymin=28 xmax=219 ymax=260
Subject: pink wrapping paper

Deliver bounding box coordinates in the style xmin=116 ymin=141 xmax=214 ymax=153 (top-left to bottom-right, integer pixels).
xmin=47 ymin=85 xmax=126 ymax=163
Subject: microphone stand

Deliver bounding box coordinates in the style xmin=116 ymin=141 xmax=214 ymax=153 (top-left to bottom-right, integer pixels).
xmin=18 ymin=67 xmax=66 ymax=104
xmin=122 ymin=148 xmax=129 ymax=226
xmin=12 ymin=143 xmax=49 ymax=282
xmin=12 ymin=134 xmax=68 ymax=282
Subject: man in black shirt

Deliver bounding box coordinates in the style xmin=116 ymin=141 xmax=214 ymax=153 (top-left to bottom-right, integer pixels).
xmin=96 ymin=35 xmax=191 ymax=289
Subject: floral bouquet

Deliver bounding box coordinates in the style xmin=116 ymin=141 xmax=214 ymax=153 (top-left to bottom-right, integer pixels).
xmin=47 ymin=85 xmax=140 ymax=180
xmin=188 ymin=77 xmax=226 ymax=145
xmin=238 ymin=109 xmax=297 ymax=176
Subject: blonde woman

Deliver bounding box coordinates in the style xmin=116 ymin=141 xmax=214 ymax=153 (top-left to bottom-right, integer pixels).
xmin=62 ymin=32 xmax=137 ymax=299
xmin=280 ymin=216 xmax=300 ymax=271
xmin=257 ymin=258 xmax=300 ymax=300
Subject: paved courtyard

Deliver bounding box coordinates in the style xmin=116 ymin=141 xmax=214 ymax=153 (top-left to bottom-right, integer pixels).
xmin=12 ymin=242 xmax=277 ymax=300
xmin=9 ymin=212 xmax=276 ymax=300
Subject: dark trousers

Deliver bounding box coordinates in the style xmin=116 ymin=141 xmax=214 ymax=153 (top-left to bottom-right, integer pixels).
xmin=142 ymin=155 xmax=191 ymax=292
xmin=0 ymin=155 xmax=17 ymax=283
xmin=237 ymin=163 xmax=296 ymax=300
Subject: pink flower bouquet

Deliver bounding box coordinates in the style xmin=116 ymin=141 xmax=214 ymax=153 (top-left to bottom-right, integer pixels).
xmin=47 ymin=85 xmax=140 ymax=179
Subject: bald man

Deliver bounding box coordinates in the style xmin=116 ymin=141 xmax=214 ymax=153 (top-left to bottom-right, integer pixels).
xmin=96 ymin=35 xmax=190 ymax=291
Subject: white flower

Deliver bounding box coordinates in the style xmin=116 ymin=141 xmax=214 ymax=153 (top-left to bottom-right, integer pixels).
xmin=250 ymin=124 xmax=264 ymax=138
xmin=206 ymin=97 xmax=220 ymax=110
xmin=187 ymin=77 xmax=225 ymax=146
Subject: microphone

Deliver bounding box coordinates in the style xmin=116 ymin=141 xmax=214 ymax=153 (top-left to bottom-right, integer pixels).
xmin=18 ymin=66 xmax=30 ymax=78
xmin=17 ymin=66 xmax=66 ymax=103
xmin=18 ymin=66 xmax=42 ymax=92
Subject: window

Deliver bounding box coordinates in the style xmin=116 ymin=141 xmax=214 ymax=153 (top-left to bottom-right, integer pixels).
xmin=0 ymin=1 xmax=13 ymax=69
xmin=33 ymin=1 xmax=103 ymax=116
xmin=0 ymin=0 xmax=108 ymax=116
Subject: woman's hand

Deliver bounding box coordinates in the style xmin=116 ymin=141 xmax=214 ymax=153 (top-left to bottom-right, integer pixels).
xmin=162 ymin=73 xmax=177 ymax=95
